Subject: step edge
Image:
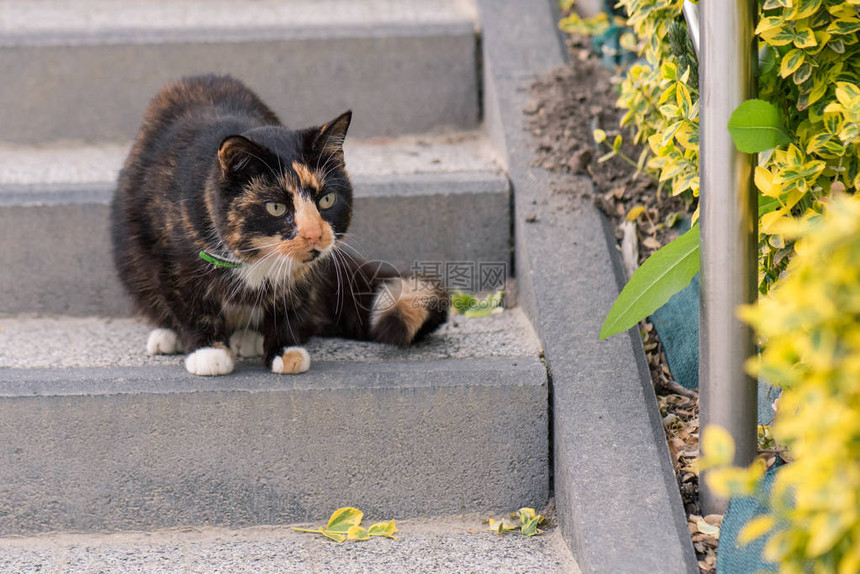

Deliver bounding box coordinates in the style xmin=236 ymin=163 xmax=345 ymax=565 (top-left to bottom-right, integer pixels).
xmin=0 ymin=355 xmax=544 ymax=397
xmin=0 ymin=20 xmax=476 ymax=48
xmin=0 ymin=171 xmax=509 ymax=207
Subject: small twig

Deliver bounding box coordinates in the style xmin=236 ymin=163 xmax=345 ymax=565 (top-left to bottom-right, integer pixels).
xmin=655 ymin=377 xmax=698 ymax=398
xmin=620 ymin=220 xmax=639 ymax=280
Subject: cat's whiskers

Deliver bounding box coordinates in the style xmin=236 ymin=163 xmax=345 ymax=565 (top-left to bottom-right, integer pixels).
xmin=278 ymin=256 xmax=299 ymax=345
xmin=329 ymin=247 xmax=346 ymax=319
xmin=330 ymin=244 xmax=369 ymax=324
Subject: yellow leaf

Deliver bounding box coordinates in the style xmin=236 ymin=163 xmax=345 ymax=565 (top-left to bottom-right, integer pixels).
xmin=762 ymin=530 xmax=792 ymax=563
xmin=807 ymin=513 xmax=848 ymax=557
xmin=368 ymin=520 xmax=399 ymax=540
xmin=326 ymin=507 xmax=364 ymax=533
xmin=347 ymin=526 xmax=370 ymax=541
xmin=839 ymin=549 xmax=860 ymax=574
xmin=737 ymin=514 xmax=775 ymax=546
xmin=699 ymin=425 xmax=735 ymax=470
xmin=626 ymin=206 xmax=646 ymax=221
xmin=755 ymin=166 xmax=783 ymax=198
xmin=593 ymin=129 xmax=607 ymax=144
xmin=320 ymin=530 xmax=347 ymax=543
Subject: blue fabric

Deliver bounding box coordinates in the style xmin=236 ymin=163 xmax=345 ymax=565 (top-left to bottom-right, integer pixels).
xmin=757 ymin=380 xmax=780 ymax=427
xmin=716 ymin=465 xmax=782 ymax=573
xmin=649 ymin=272 xmax=700 ymax=389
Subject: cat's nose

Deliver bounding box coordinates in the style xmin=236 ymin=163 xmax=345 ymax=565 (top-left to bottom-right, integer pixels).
xmin=302 ymin=222 xmax=323 ymax=245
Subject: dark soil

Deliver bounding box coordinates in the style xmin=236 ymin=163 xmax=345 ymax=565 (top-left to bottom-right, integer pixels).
xmin=525 ymin=37 xmax=690 ymax=260
xmin=525 ymin=33 xmax=717 ymax=573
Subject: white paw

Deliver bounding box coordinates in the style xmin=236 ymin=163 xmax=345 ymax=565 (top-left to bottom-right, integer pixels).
xmin=229 ymin=329 xmax=264 ymax=358
xmin=185 ymin=346 xmax=235 ymax=376
xmin=146 ymin=328 xmax=181 ymax=355
xmin=271 ymin=346 xmax=311 ymax=374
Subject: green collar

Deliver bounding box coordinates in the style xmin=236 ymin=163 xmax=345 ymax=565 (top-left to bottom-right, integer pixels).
xmin=199 ymin=251 xmax=243 ymax=269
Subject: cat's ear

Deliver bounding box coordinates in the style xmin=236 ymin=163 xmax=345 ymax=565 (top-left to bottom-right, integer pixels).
xmin=313 ymin=110 xmax=352 ymax=156
xmin=218 ymin=135 xmax=272 ymax=179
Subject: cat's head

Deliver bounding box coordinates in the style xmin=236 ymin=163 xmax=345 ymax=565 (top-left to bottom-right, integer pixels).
xmin=212 ymin=111 xmax=352 ymax=279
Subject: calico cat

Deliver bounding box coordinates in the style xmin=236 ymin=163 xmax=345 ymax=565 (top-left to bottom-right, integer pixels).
xmin=111 ymin=74 xmax=447 ymax=376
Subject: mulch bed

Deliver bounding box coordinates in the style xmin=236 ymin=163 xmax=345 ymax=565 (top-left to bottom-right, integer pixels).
xmin=525 ymin=33 xmax=717 ymax=573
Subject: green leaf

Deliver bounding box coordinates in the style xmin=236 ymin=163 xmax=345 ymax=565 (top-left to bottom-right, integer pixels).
xmin=599 ymin=226 xmax=700 ymax=340
xmin=326 ymin=507 xmax=363 ymax=533
xmin=368 ymin=520 xmax=399 ymax=540
xmin=521 ymin=516 xmax=543 ymax=536
xmin=516 ymin=507 xmax=537 ymax=524
xmin=728 ymin=99 xmax=792 ymax=153
xmin=759 ymin=195 xmax=781 ymax=218
xmin=488 ymin=518 xmax=517 ymax=535
xmin=451 ymin=292 xmax=478 ymax=314
xmin=827 ymin=18 xmax=860 ymax=36
xmin=779 ymin=49 xmax=805 ymax=78
xmin=321 ymin=530 xmax=347 ymax=543
xmin=347 ymin=526 xmax=370 ymax=541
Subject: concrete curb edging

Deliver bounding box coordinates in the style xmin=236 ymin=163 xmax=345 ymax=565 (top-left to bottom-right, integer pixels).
xmin=477 ymin=1 xmax=698 ymax=572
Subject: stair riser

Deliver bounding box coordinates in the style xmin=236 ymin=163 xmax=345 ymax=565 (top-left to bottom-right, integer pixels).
xmin=0 ymin=26 xmax=478 ymax=144
xmin=0 ymin=360 xmax=548 ymax=535
xmin=0 ymin=175 xmax=510 ymax=316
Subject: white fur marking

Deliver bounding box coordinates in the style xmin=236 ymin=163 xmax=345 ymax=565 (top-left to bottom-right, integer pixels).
xmin=234 ymin=254 xmax=303 ymax=290
xmin=229 ymin=329 xmax=265 ymax=358
xmin=185 ymin=347 xmax=235 ymax=376
xmin=146 ymin=328 xmax=180 ymax=355
xmin=369 ymin=278 xmax=405 ymax=330
xmin=223 ymin=303 xmax=264 ymax=331
xmin=271 ymin=346 xmax=311 ymax=374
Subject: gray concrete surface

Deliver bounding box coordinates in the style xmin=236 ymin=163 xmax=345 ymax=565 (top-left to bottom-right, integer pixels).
xmin=0 ymin=132 xmax=499 ymax=187
xmin=0 ymin=0 xmax=477 ymax=33
xmin=0 ymin=135 xmax=509 ymax=316
xmin=478 ymin=0 xmax=699 ymax=572
xmin=0 ymin=516 xmax=579 ymax=574
xmin=0 ymin=355 xmax=548 ymax=535
xmin=0 ymin=308 xmax=536 ymax=369
xmin=0 ymin=0 xmax=478 ymax=143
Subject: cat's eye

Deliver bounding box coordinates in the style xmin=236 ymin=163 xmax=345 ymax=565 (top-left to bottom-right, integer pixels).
xmin=318 ymin=193 xmax=336 ymax=210
xmin=265 ymin=202 xmax=287 ymax=217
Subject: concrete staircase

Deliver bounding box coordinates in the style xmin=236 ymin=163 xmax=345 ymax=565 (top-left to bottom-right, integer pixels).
xmin=0 ymin=0 xmax=546 ymax=537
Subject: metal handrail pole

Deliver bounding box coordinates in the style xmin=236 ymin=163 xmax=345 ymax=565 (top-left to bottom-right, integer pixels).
xmin=682 ymin=0 xmax=700 ymax=56
xmin=698 ymin=0 xmax=759 ymax=515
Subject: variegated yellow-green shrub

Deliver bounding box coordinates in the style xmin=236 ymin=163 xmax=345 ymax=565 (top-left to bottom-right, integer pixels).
xmin=575 ymin=0 xmax=860 ymax=569
xmin=701 ymin=194 xmax=860 ymax=571
xmin=614 ymin=0 xmax=700 ymax=217
xmin=605 ymin=0 xmax=860 ymax=292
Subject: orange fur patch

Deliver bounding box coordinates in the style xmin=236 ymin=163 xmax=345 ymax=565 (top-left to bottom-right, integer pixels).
xmin=277 ymin=348 xmax=310 ymax=373
xmin=292 ymin=162 xmax=323 ymax=190
xmin=372 ymin=278 xmax=438 ymax=341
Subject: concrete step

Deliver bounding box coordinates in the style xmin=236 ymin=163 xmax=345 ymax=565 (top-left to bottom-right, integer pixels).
xmin=0 ymin=308 xmax=548 ymax=536
xmin=0 ymin=132 xmax=509 ymax=316
xmin=0 ymin=0 xmax=479 ymax=144
xmin=0 ymin=516 xmax=580 ymax=573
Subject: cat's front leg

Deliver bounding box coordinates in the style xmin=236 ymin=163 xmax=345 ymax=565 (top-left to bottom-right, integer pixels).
xmin=260 ymin=312 xmax=311 ymax=375
xmin=177 ymin=313 xmax=235 ymax=376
